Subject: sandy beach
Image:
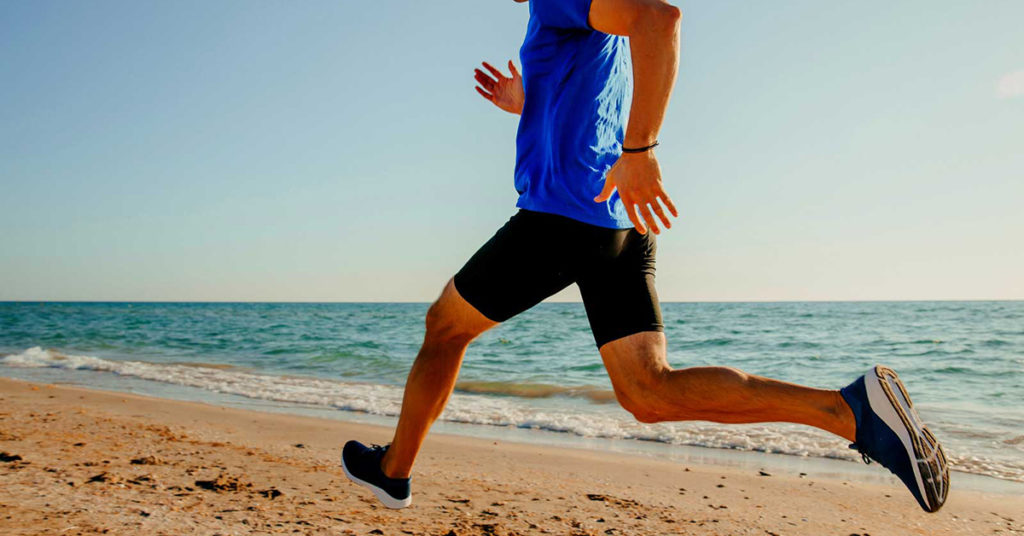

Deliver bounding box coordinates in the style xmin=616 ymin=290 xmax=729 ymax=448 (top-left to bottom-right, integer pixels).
xmin=0 ymin=377 xmax=1019 ymax=535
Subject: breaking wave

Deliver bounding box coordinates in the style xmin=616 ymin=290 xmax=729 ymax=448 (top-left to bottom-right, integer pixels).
xmin=3 ymin=346 xmax=1022 ymax=483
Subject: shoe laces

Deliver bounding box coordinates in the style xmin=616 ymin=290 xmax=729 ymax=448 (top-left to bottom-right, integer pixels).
xmin=851 ymin=443 xmax=902 ymax=481
xmin=849 ymin=443 xmax=872 ymax=465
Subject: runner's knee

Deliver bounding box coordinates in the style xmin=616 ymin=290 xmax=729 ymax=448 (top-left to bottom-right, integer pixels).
xmin=614 ymin=367 xmax=673 ymax=424
xmin=619 ymin=396 xmax=664 ymax=424
xmin=424 ymin=299 xmax=478 ymax=346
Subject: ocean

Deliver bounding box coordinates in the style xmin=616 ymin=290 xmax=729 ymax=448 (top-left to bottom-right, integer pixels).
xmin=1 ymin=301 xmax=1022 ymax=485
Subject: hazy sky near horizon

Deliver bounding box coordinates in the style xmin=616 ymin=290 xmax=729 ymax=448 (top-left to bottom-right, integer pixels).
xmin=2 ymin=0 xmax=1022 ymax=302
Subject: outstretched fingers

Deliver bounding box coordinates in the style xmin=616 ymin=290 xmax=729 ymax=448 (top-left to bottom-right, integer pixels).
xmin=482 ymin=61 xmax=507 ymax=81
xmin=620 ymin=195 xmax=648 ymax=235
xmin=622 ymin=193 xmax=678 ymax=235
xmin=650 ymin=201 xmax=670 ymax=231
xmin=638 ymin=203 xmax=661 ymax=234
xmin=475 ymin=85 xmax=494 ymax=102
xmin=651 ymin=187 xmax=677 ymax=229
xmin=474 ymin=69 xmax=497 ymax=91
xmin=658 ymin=189 xmax=679 ymax=218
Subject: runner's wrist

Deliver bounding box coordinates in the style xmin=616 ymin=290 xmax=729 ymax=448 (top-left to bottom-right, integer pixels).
xmin=621 ymin=140 xmax=659 ymax=153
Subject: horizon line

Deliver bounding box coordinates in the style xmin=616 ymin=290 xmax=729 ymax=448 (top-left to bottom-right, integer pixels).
xmin=2 ymin=298 xmax=1022 ymax=305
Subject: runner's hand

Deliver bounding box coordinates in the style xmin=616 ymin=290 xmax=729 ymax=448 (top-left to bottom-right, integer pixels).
xmin=474 ymin=61 xmax=524 ymax=115
xmin=594 ymin=151 xmax=678 ymax=235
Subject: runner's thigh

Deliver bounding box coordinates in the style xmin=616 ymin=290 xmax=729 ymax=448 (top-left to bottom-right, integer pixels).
xmin=577 ymin=229 xmax=664 ymax=348
xmin=453 ymin=210 xmax=575 ymax=323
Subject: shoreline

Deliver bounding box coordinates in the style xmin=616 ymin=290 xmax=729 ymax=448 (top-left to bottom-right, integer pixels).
xmin=5 ymin=300 xmax=1022 ymax=489
xmin=1 ymin=377 xmax=1020 ymax=535
xmin=2 ymin=362 xmax=1021 ymax=493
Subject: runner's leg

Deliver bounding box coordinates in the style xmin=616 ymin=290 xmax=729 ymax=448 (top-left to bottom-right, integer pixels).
xmin=381 ymin=279 xmax=496 ymax=478
xmin=381 ymin=211 xmax=576 ymax=478
xmin=575 ymin=223 xmax=856 ymax=441
xmin=599 ymin=331 xmax=856 ymax=441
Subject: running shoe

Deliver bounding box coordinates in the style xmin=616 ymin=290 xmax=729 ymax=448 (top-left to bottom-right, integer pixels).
xmin=840 ymin=365 xmax=949 ymax=512
xmin=341 ymin=441 xmax=412 ymax=509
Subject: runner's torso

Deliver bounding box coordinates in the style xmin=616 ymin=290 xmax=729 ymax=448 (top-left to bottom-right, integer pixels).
xmin=515 ymin=0 xmax=633 ymax=229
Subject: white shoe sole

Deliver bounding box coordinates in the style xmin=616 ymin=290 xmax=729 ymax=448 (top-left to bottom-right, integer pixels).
xmin=864 ymin=365 xmax=949 ymax=512
xmin=341 ymin=453 xmax=412 ymax=509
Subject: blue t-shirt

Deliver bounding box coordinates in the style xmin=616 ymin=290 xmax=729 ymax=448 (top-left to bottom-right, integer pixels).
xmin=515 ymin=0 xmax=633 ymax=229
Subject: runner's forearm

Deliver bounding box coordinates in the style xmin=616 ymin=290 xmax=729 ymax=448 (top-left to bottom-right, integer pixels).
xmin=590 ymin=0 xmax=681 ymax=147
xmin=622 ymin=4 xmax=680 ymax=147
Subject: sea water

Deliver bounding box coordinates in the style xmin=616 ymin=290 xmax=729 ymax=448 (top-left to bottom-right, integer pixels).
xmin=1 ymin=301 xmax=1021 ymax=485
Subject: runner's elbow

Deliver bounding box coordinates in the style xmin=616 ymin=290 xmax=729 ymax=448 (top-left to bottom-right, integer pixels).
xmin=631 ymin=2 xmax=681 ymax=35
xmin=660 ymin=3 xmax=682 ymax=24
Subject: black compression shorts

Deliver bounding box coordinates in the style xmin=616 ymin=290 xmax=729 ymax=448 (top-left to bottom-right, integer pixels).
xmin=453 ymin=209 xmax=663 ymax=348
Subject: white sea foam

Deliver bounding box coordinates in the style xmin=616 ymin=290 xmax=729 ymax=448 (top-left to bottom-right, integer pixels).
xmin=3 ymin=347 xmax=1021 ymax=482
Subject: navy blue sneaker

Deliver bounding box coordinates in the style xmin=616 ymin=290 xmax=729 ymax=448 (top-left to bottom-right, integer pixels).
xmin=341 ymin=441 xmax=411 ymax=509
xmin=840 ymin=366 xmax=949 ymax=512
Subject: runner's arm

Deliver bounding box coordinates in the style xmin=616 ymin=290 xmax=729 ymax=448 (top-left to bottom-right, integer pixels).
xmin=591 ymin=0 xmax=681 ymax=235
xmin=589 ymin=0 xmax=680 ymax=149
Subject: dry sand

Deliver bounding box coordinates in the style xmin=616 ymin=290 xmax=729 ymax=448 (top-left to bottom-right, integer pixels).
xmin=0 ymin=377 xmax=1020 ymax=535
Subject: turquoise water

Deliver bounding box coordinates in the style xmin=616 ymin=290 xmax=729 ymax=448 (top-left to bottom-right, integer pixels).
xmin=1 ymin=301 xmax=1022 ymax=483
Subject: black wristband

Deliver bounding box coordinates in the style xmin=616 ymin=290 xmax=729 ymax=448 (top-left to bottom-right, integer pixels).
xmin=621 ymin=141 xmax=659 ymax=153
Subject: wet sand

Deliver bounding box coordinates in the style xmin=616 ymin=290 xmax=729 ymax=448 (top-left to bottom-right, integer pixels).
xmin=0 ymin=377 xmax=1020 ymax=535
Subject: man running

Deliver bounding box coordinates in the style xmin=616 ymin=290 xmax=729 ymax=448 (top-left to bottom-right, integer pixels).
xmin=342 ymin=0 xmax=949 ymax=513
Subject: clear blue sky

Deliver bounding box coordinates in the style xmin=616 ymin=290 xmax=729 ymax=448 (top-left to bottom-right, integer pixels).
xmin=2 ymin=0 xmax=1021 ymax=302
